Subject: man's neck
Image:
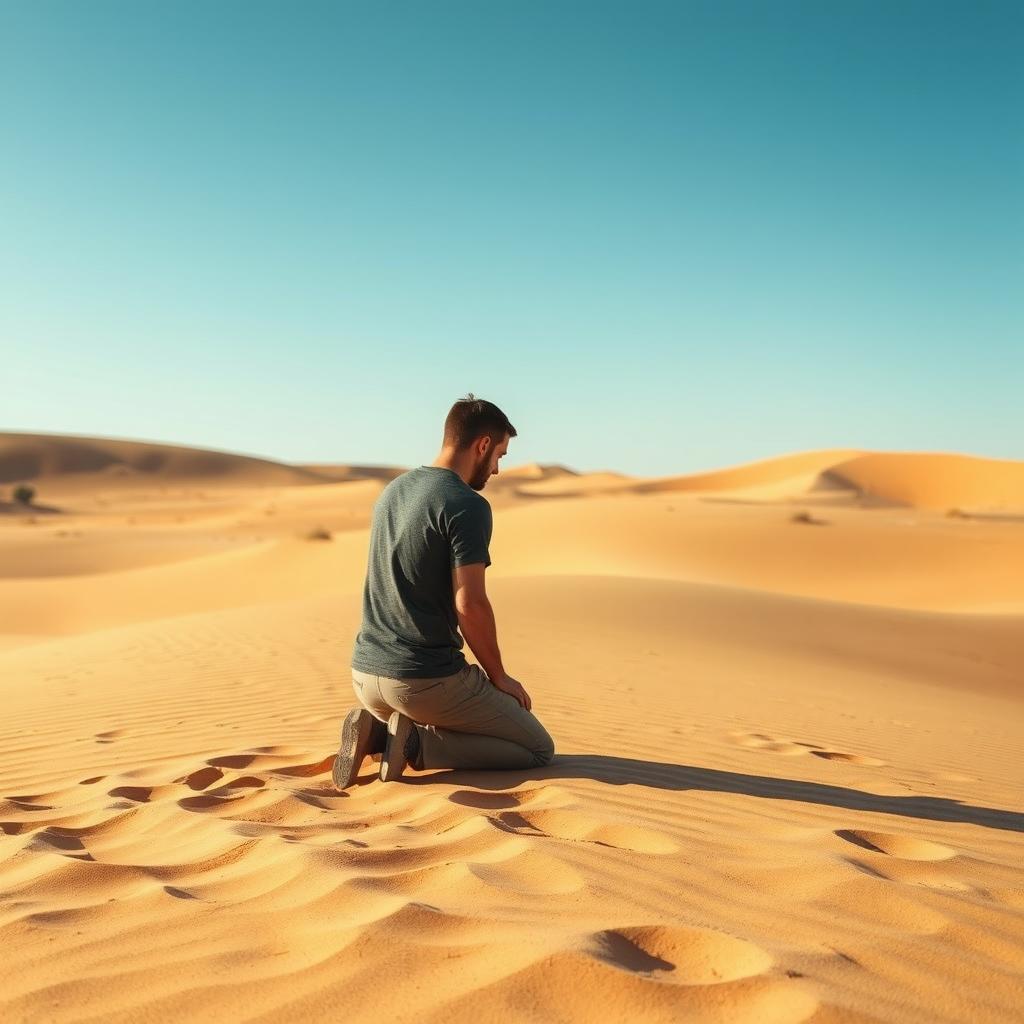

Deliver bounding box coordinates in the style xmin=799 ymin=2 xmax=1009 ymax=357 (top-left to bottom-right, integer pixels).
xmin=428 ymin=458 xmax=469 ymax=486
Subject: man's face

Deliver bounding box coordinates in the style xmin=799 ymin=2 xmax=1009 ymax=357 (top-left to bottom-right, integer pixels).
xmin=468 ymin=434 xmax=509 ymax=491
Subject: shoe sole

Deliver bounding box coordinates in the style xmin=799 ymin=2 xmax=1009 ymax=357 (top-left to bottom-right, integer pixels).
xmin=332 ymin=708 xmax=375 ymax=790
xmin=380 ymin=711 xmax=414 ymax=783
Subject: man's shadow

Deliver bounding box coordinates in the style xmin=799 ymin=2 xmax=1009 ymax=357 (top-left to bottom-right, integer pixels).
xmin=409 ymin=754 xmax=1024 ymax=834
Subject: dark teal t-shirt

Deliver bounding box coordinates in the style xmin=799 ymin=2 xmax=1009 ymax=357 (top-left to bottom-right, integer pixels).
xmin=351 ymin=465 xmax=493 ymax=679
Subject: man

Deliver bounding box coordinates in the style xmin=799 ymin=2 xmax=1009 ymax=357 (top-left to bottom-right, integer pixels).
xmin=332 ymin=394 xmax=555 ymax=789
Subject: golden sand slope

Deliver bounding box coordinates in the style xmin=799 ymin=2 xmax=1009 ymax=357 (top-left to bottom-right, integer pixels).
xmin=511 ymin=449 xmax=1024 ymax=513
xmin=0 ymin=434 xmax=1022 ymax=1023
xmin=828 ymin=453 xmax=1024 ymax=511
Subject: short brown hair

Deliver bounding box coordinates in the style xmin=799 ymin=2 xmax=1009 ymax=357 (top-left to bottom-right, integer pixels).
xmin=443 ymin=393 xmax=517 ymax=452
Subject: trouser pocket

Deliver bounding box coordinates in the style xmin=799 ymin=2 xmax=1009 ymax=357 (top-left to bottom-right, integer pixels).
xmin=391 ymin=675 xmax=449 ymax=705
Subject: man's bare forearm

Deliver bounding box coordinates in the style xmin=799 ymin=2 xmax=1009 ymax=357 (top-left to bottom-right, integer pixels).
xmin=456 ymin=599 xmax=506 ymax=685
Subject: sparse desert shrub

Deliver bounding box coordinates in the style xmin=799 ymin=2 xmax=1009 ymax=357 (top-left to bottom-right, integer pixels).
xmin=305 ymin=525 xmax=333 ymax=541
xmin=791 ymin=509 xmax=827 ymax=526
xmin=13 ymin=484 xmax=35 ymax=505
xmin=946 ymin=507 xmax=969 ymax=519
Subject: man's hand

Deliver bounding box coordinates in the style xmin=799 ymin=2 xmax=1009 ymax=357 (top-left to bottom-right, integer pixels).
xmin=490 ymin=672 xmax=532 ymax=712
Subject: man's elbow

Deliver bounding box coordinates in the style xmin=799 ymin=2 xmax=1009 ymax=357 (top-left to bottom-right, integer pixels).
xmin=455 ymin=594 xmax=490 ymax=619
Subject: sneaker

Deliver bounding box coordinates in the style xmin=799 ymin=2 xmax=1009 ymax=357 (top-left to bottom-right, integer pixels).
xmin=332 ymin=708 xmax=387 ymax=790
xmin=379 ymin=711 xmax=420 ymax=782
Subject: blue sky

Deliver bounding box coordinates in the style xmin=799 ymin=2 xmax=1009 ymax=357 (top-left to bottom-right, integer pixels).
xmin=2 ymin=1 xmax=1021 ymax=477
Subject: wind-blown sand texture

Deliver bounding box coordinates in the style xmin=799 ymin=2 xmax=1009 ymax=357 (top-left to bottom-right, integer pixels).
xmin=1 ymin=431 xmax=1022 ymax=1023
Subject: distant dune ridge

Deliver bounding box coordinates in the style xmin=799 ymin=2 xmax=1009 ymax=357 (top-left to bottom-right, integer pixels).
xmin=0 ymin=431 xmax=333 ymax=488
xmin=0 ymin=429 xmax=1022 ymax=1023
xmin=511 ymin=448 xmax=1024 ymax=510
xmin=827 ymin=452 xmax=1024 ymax=511
xmin=2 ymin=431 xmax=1022 ymax=511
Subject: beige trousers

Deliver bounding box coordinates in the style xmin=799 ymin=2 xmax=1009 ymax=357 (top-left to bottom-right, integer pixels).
xmin=351 ymin=662 xmax=555 ymax=771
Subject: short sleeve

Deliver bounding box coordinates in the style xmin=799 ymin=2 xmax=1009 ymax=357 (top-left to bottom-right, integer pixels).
xmin=448 ymin=499 xmax=492 ymax=568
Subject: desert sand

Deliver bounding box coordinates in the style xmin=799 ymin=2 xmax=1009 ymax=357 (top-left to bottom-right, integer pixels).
xmin=1 ymin=431 xmax=1022 ymax=1023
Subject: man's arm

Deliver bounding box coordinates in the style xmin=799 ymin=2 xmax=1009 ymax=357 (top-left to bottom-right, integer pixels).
xmin=452 ymin=563 xmax=506 ymax=685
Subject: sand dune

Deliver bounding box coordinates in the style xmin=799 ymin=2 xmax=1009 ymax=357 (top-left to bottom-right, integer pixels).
xmin=637 ymin=449 xmax=867 ymax=494
xmin=1 ymin=432 xmax=1022 ymax=1022
xmin=0 ymin=431 xmax=334 ymax=492
xmin=7 ymin=431 xmax=1021 ymax=512
xmin=294 ymin=463 xmax=408 ymax=483
xmin=514 ymin=449 xmax=1024 ymax=513
xmin=828 ymin=452 xmax=1024 ymax=511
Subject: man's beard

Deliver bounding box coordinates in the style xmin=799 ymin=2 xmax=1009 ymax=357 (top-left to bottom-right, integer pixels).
xmin=468 ymin=460 xmax=490 ymax=490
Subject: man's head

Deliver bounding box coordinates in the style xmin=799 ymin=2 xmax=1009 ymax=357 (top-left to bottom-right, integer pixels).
xmin=441 ymin=394 xmax=517 ymax=491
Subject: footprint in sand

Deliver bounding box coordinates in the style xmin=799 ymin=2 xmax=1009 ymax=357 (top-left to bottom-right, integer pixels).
xmin=491 ymin=937 xmax=817 ymax=1023
xmin=3 ymin=798 xmax=54 ymax=812
xmin=812 ymin=751 xmax=886 ymax=767
xmin=349 ymin=846 xmax=585 ymax=899
xmin=94 ymin=730 xmax=127 ymax=744
xmin=173 ymin=766 xmax=224 ymax=791
xmin=728 ymin=732 xmax=886 ymax=766
xmin=206 ymin=754 xmax=259 ymax=769
xmin=107 ymin=785 xmax=162 ymax=803
xmin=587 ymin=923 xmax=772 ymax=984
xmin=495 ymin=808 xmax=678 ymax=854
xmin=177 ymin=791 xmax=253 ymax=812
xmin=835 ymin=829 xmax=956 ymax=862
xmin=204 ymin=748 xmax=332 ymax=778
xmin=727 ymin=732 xmax=820 ymax=757
xmin=30 ymin=829 xmax=94 ymax=860
xmin=163 ymin=885 xmax=201 ymax=900
xmin=447 ymin=785 xmax=576 ymax=812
